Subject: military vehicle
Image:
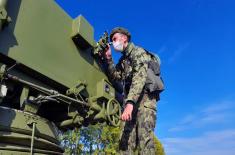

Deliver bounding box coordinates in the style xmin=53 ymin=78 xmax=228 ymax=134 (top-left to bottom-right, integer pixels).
xmin=0 ymin=0 xmax=122 ymax=154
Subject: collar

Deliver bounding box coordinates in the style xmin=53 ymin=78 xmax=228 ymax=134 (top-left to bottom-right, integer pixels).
xmin=122 ymin=42 xmax=135 ymax=56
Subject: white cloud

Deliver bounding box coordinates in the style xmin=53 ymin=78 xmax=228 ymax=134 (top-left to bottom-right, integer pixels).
xmin=157 ymin=45 xmax=167 ymax=54
xmin=168 ymin=43 xmax=190 ymax=64
xmin=168 ymin=100 xmax=235 ymax=132
xmin=180 ymin=114 xmax=196 ymax=124
xmin=164 ymin=99 xmax=235 ymax=155
xmin=162 ymin=129 xmax=235 ymax=155
xmin=168 ymin=126 xmax=187 ymax=132
xmin=202 ymin=100 xmax=234 ymax=114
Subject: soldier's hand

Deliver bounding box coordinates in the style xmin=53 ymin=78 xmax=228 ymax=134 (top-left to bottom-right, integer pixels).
xmin=105 ymin=44 xmax=112 ymax=60
xmin=121 ymin=103 xmax=133 ymax=121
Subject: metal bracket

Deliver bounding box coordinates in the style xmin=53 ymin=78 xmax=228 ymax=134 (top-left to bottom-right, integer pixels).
xmin=0 ymin=64 xmax=6 ymax=81
xmin=66 ymin=80 xmax=87 ymax=96
xmin=0 ymin=7 xmax=11 ymax=31
xmin=27 ymin=120 xmax=37 ymax=155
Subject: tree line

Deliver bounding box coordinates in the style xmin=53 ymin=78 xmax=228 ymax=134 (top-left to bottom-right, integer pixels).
xmin=60 ymin=124 xmax=165 ymax=155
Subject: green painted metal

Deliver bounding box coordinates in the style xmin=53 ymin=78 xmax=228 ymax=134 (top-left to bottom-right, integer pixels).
xmin=0 ymin=0 xmax=11 ymax=31
xmin=0 ymin=0 xmax=122 ymax=154
xmin=30 ymin=122 xmax=36 ymax=155
xmin=0 ymin=0 xmax=7 ymax=7
xmin=106 ymin=98 xmax=121 ymax=127
xmin=72 ymin=15 xmax=95 ymax=49
xmin=0 ymin=106 xmax=63 ymax=154
xmin=0 ymin=0 xmax=113 ymax=99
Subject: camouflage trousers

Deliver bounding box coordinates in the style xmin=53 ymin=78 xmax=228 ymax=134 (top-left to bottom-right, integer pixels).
xmin=119 ymin=93 xmax=157 ymax=155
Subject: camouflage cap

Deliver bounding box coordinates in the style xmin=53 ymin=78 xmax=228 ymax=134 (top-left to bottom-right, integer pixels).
xmin=110 ymin=27 xmax=131 ymax=42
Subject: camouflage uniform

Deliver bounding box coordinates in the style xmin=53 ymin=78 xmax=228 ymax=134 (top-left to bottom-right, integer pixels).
xmin=106 ymin=42 xmax=157 ymax=155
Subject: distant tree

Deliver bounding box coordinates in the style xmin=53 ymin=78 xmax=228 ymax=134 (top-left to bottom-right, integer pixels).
xmin=59 ymin=128 xmax=83 ymax=154
xmin=60 ymin=124 xmax=120 ymax=154
xmin=154 ymin=136 xmax=165 ymax=155
xmin=99 ymin=125 xmax=120 ymax=154
xmin=60 ymin=125 xmax=165 ymax=155
xmin=79 ymin=124 xmax=101 ymax=154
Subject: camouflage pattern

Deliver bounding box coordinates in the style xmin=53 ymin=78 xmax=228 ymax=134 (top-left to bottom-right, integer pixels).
xmin=107 ymin=42 xmax=152 ymax=104
xmin=119 ymin=93 xmax=157 ymax=155
xmin=106 ymin=42 xmax=157 ymax=154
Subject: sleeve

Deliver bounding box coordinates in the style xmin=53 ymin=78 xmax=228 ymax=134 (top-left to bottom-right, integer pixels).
xmin=106 ymin=58 xmax=122 ymax=81
xmin=125 ymin=49 xmax=149 ymax=104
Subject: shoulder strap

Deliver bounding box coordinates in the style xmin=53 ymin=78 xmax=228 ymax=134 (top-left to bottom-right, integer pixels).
xmin=144 ymin=49 xmax=161 ymax=65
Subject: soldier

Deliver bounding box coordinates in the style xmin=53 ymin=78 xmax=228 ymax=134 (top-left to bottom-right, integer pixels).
xmin=104 ymin=27 xmax=159 ymax=155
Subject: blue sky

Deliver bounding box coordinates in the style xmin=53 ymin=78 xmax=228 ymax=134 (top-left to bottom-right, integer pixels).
xmin=55 ymin=0 xmax=235 ymax=154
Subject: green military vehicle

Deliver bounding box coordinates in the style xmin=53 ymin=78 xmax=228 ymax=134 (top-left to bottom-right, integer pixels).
xmin=0 ymin=0 xmax=121 ymax=154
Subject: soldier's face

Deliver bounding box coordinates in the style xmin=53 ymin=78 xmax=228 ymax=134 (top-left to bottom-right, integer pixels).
xmin=112 ymin=33 xmax=127 ymax=44
xmin=112 ymin=33 xmax=128 ymax=52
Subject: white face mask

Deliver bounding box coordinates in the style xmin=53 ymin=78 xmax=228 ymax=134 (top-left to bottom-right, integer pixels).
xmin=113 ymin=41 xmax=124 ymax=52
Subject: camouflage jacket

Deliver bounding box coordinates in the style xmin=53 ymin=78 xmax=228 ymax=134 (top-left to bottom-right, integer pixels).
xmin=106 ymin=42 xmax=151 ymax=105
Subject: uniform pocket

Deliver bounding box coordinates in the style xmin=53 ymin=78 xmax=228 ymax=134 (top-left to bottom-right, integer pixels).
xmin=143 ymin=94 xmax=157 ymax=111
xmin=138 ymin=93 xmax=157 ymax=111
xmin=144 ymin=101 xmax=157 ymax=111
